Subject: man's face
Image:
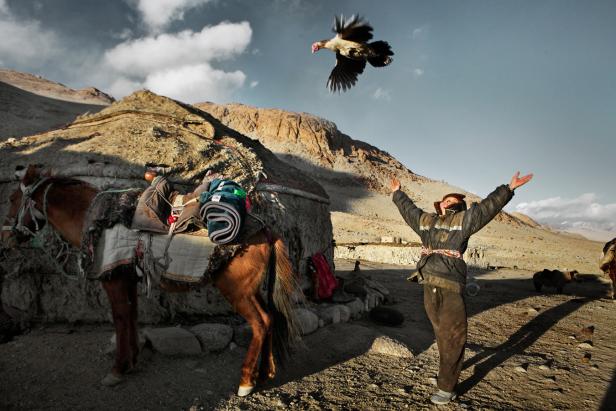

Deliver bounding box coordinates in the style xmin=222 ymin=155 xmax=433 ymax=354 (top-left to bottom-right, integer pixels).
xmin=439 ymin=196 xmax=462 ymax=215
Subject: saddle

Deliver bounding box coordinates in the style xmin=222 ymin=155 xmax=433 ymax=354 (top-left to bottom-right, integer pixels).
xmin=131 ymin=175 xmax=207 ymax=234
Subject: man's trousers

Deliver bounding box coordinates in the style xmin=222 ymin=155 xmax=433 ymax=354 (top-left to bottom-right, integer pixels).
xmin=423 ymin=285 xmax=467 ymax=393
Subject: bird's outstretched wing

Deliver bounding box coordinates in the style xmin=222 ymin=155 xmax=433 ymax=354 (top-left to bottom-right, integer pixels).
xmin=327 ymin=53 xmax=366 ymax=92
xmin=333 ymin=14 xmax=373 ymax=43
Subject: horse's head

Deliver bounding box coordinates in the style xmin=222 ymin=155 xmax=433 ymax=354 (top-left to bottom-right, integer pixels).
xmin=1 ymin=165 xmax=49 ymax=248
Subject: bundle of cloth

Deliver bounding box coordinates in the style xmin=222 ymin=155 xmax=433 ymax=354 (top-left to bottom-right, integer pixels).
xmin=199 ymin=179 xmax=247 ymax=244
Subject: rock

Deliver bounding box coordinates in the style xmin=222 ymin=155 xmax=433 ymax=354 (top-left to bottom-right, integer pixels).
xmin=578 ymin=325 xmax=595 ymax=340
xmin=143 ymin=327 xmax=201 ymax=356
xmin=514 ymin=365 xmax=528 ymax=373
xmin=189 ymin=323 xmax=233 ymax=352
xmin=233 ymin=323 xmax=253 ymax=348
xmin=581 ymin=353 xmax=592 ymax=363
xmin=346 ymin=298 xmax=365 ymax=319
xmin=380 ymin=236 xmax=395 ymax=243
xmin=538 ymin=364 xmax=550 ymax=371
xmin=293 ymin=308 xmax=319 ymax=335
xmin=318 ymin=319 xmax=325 ymax=328
xmin=369 ymin=336 xmax=413 ymax=358
xmin=544 ymin=376 xmax=556 ymax=382
xmin=526 ymin=307 xmax=539 ymax=316
xmin=577 ymin=342 xmax=593 ymax=350
xmin=337 ymin=305 xmax=351 ymax=323
xmin=428 ymin=376 xmax=438 ymax=386
xmin=364 ymin=279 xmax=390 ymax=296
xmin=317 ymin=306 xmax=341 ymax=325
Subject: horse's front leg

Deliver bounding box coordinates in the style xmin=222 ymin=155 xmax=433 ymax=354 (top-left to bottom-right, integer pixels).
xmin=101 ymin=273 xmax=135 ymax=386
xmin=127 ymin=271 xmax=140 ymax=368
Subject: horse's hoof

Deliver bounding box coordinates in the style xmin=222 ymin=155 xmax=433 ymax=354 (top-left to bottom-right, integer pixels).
xmin=237 ymin=385 xmax=254 ymax=397
xmin=101 ymin=372 xmax=124 ymax=387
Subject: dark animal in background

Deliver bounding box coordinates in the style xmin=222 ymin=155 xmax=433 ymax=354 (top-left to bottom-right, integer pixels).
xmin=533 ymin=269 xmax=578 ymax=294
xmin=312 ymin=15 xmax=394 ymax=92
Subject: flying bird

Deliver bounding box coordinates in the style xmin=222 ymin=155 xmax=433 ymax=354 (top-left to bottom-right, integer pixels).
xmin=312 ymin=15 xmax=394 ymax=92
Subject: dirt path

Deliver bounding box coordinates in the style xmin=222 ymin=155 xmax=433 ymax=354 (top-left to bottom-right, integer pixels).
xmin=1 ymin=261 xmax=615 ymax=410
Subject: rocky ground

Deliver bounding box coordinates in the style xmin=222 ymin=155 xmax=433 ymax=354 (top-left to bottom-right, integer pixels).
xmin=1 ymin=260 xmax=614 ymax=410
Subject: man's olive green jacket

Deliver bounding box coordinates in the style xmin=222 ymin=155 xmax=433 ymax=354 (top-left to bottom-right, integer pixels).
xmin=393 ymin=185 xmax=513 ymax=292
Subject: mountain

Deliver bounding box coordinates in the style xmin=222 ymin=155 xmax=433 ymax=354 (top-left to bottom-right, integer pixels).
xmin=196 ymin=101 xmax=604 ymax=273
xmin=0 ymin=69 xmax=113 ymax=140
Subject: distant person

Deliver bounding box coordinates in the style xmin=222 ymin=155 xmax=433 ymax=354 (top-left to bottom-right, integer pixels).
xmin=390 ymin=172 xmax=533 ymax=405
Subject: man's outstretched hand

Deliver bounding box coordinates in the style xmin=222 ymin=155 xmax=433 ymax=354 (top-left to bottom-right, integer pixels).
xmin=390 ymin=177 xmax=401 ymax=193
xmin=509 ymin=171 xmax=533 ymax=190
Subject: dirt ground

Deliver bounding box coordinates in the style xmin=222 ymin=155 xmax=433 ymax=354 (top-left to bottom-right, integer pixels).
xmin=1 ymin=259 xmax=615 ymax=411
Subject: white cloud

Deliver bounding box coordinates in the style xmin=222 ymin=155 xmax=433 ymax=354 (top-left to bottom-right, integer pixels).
xmin=107 ymin=76 xmax=145 ymax=99
xmin=133 ymin=0 xmax=213 ymax=32
xmin=144 ymin=63 xmax=246 ymax=102
xmin=103 ymin=21 xmax=252 ymax=102
xmin=0 ymin=0 xmax=61 ymax=68
xmin=516 ymin=193 xmax=616 ymax=233
xmin=250 ymin=80 xmax=259 ymax=88
xmin=372 ymin=87 xmax=391 ymax=101
xmin=104 ymin=22 xmax=252 ymax=77
xmin=413 ymin=68 xmax=424 ymax=78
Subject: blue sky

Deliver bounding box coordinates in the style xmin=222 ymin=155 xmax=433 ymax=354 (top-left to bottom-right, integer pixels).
xmin=1 ymin=0 xmax=615 ymax=237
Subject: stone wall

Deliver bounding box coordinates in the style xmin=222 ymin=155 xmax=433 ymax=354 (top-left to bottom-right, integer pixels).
xmin=334 ymin=243 xmax=531 ymax=271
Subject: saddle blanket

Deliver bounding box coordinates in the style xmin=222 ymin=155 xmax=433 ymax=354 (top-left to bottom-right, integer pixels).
xmin=93 ymin=224 xmax=216 ymax=283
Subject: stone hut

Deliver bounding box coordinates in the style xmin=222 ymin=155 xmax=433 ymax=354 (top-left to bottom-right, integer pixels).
xmin=0 ymin=90 xmax=332 ymax=323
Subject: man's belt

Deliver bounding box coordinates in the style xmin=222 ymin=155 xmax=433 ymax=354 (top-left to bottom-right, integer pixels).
xmin=421 ymin=246 xmax=462 ymax=259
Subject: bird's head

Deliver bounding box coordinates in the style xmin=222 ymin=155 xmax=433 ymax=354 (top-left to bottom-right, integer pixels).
xmin=311 ymin=41 xmax=325 ymax=53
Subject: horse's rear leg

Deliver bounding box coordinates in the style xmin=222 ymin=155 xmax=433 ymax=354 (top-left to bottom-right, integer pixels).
xmin=234 ymin=296 xmax=268 ymax=396
xmin=255 ymin=294 xmax=275 ymax=382
xmin=101 ymin=273 xmax=137 ymax=386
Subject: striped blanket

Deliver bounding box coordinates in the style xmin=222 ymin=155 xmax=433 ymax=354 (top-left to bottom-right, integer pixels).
xmin=93 ymin=224 xmax=216 ymax=284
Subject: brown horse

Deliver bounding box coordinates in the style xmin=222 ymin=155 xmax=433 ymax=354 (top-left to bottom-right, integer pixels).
xmin=1 ymin=165 xmax=301 ymax=396
xmin=600 ymin=237 xmax=616 ymax=299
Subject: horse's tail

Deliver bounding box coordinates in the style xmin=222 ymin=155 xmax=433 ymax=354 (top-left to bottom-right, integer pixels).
xmin=267 ymin=236 xmax=302 ymax=365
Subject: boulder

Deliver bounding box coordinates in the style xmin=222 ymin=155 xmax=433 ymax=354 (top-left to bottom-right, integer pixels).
xmin=337 ymin=305 xmax=351 ymax=323
xmin=346 ymin=298 xmax=365 ymax=319
xmin=317 ymin=305 xmax=341 ymax=326
xmin=189 ymin=323 xmax=233 ymax=352
xmin=293 ymin=308 xmax=319 ymax=336
xmin=369 ymin=336 xmax=413 ymax=358
xmin=143 ymin=327 xmax=201 ymax=356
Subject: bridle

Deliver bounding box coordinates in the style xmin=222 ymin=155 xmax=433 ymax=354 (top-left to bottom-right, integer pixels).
xmin=2 ymin=177 xmax=53 ymax=238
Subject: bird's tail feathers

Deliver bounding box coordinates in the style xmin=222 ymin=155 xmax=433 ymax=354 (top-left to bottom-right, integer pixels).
xmin=368 ymin=41 xmax=394 ymax=67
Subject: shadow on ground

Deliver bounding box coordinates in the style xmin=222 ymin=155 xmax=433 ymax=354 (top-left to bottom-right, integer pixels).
xmin=259 ymin=263 xmax=610 ymax=393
